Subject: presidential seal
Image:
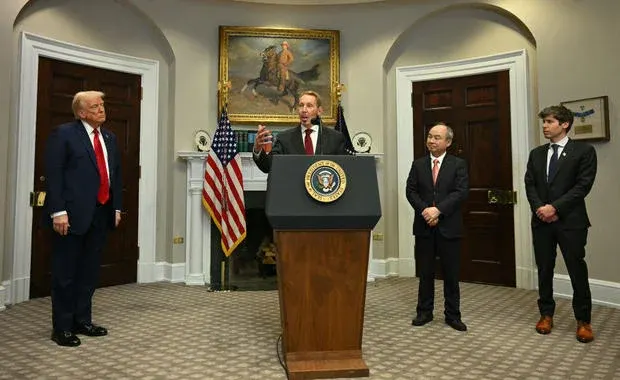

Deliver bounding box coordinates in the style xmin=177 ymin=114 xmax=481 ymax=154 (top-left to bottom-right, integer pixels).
xmin=304 ymin=160 xmax=347 ymax=203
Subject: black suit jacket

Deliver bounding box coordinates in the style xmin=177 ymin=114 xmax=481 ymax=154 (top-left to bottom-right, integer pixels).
xmin=524 ymin=139 xmax=596 ymax=229
xmin=406 ymin=154 xmax=469 ymax=239
xmin=44 ymin=120 xmax=123 ymax=235
xmin=253 ymin=125 xmax=347 ymax=173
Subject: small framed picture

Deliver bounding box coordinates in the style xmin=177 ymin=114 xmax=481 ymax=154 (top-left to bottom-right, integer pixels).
xmin=560 ymin=96 xmax=610 ymax=142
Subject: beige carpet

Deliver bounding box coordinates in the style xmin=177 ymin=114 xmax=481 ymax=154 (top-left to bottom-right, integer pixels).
xmin=1 ymin=278 xmax=619 ymax=379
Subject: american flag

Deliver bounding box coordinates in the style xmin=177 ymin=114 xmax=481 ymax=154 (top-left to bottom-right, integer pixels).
xmin=334 ymin=102 xmax=356 ymax=155
xmin=202 ymin=109 xmax=246 ymax=256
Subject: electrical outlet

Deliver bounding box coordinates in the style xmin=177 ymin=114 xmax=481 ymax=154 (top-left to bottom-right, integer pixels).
xmin=372 ymin=233 xmax=384 ymax=241
xmin=173 ymin=236 xmax=184 ymax=244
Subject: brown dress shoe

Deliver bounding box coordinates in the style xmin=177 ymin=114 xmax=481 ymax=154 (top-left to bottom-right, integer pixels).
xmin=535 ymin=316 xmax=553 ymax=334
xmin=576 ymin=321 xmax=594 ymax=343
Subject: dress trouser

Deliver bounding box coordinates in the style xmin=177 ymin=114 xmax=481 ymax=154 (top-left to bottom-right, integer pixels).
xmin=415 ymin=228 xmax=461 ymax=321
xmin=51 ymin=203 xmax=110 ymax=332
xmin=532 ymin=222 xmax=591 ymax=322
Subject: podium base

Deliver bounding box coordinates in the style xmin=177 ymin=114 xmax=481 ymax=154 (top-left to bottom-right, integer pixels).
xmin=286 ymin=350 xmax=369 ymax=379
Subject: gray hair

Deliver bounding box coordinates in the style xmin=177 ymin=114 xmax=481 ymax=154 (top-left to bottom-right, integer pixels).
xmin=433 ymin=122 xmax=454 ymax=141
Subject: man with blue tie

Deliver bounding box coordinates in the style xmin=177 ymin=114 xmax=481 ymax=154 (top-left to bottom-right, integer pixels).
xmin=44 ymin=91 xmax=123 ymax=347
xmin=525 ymin=105 xmax=597 ymax=343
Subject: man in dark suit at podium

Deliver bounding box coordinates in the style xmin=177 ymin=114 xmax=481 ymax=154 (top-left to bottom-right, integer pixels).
xmin=44 ymin=91 xmax=123 ymax=347
xmin=252 ymin=90 xmax=348 ymax=173
xmin=525 ymin=105 xmax=597 ymax=343
xmin=406 ymin=122 xmax=469 ymax=331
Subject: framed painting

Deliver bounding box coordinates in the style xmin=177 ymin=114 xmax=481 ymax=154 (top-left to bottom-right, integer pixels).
xmin=560 ymin=96 xmax=610 ymax=142
xmin=218 ymin=26 xmax=340 ymax=125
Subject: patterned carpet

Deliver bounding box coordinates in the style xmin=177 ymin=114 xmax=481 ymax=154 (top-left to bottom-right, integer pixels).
xmin=1 ymin=278 xmax=619 ymax=379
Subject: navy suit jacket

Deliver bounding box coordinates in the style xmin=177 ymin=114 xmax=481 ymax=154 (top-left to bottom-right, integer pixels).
xmin=44 ymin=120 xmax=123 ymax=235
xmin=253 ymin=125 xmax=347 ymax=173
xmin=524 ymin=139 xmax=597 ymax=229
xmin=406 ymin=154 xmax=469 ymax=239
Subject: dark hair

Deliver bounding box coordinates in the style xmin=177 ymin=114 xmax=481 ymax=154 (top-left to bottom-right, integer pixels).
xmin=538 ymin=105 xmax=574 ymax=132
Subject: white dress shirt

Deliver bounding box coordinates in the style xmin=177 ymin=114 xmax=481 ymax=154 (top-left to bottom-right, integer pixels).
xmin=430 ymin=151 xmax=447 ymax=171
xmin=301 ymin=124 xmax=319 ymax=153
xmin=546 ymin=135 xmax=569 ymax=177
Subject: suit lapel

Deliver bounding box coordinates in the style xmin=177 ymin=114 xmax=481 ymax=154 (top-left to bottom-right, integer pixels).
xmin=436 ymin=155 xmax=452 ymax=187
xmin=291 ymin=127 xmax=306 ymax=154
xmin=74 ymin=122 xmax=98 ymax=169
xmin=422 ymin=156 xmax=433 ymax=186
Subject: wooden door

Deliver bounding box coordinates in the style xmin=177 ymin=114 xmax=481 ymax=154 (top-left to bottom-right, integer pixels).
xmin=30 ymin=57 xmax=141 ymax=298
xmin=412 ymin=71 xmax=516 ymax=287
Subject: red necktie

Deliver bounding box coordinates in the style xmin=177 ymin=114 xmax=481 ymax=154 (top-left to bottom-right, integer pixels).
xmin=93 ymin=129 xmax=110 ymax=204
xmin=432 ymin=159 xmax=439 ymax=185
xmin=304 ymin=128 xmax=314 ymax=155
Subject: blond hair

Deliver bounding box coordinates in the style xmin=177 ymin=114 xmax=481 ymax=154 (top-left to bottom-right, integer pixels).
xmin=72 ymin=91 xmax=105 ymax=118
xmin=299 ymin=90 xmax=322 ymax=108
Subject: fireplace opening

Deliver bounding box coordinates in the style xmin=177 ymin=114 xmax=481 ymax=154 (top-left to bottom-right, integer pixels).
xmin=210 ymin=191 xmax=277 ymax=291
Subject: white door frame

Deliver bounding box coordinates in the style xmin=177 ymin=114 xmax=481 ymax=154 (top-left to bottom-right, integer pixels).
xmin=10 ymin=32 xmax=159 ymax=303
xmin=395 ymin=49 xmax=536 ymax=289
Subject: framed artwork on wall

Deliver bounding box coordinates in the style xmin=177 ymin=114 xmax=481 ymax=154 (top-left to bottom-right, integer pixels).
xmin=218 ymin=26 xmax=340 ymax=125
xmin=560 ymin=96 xmax=610 ymax=142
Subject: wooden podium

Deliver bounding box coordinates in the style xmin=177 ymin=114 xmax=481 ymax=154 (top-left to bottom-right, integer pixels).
xmin=266 ymin=155 xmax=381 ymax=380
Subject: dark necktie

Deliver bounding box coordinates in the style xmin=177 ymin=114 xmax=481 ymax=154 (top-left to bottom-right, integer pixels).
xmin=304 ymin=128 xmax=314 ymax=155
xmin=547 ymin=143 xmax=559 ymax=183
xmin=93 ymin=129 xmax=110 ymax=204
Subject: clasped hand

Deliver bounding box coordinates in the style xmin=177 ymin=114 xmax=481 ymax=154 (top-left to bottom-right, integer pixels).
xmin=536 ymin=204 xmax=558 ymax=223
xmin=422 ymin=207 xmax=441 ymax=227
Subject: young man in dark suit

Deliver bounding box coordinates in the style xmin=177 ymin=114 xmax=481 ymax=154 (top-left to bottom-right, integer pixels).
xmin=44 ymin=91 xmax=123 ymax=347
xmin=524 ymin=105 xmax=597 ymax=343
xmin=252 ymin=90 xmax=348 ymax=173
xmin=406 ymin=123 xmax=469 ymax=331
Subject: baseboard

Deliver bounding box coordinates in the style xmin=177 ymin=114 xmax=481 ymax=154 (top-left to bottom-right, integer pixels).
xmin=369 ymin=258 xmax=401 ymax=279
xmin=152 ymin=262 xmax=186 ymax=283
xmin=0 ymin=281 xmax=10 ymax=311
xmin=554 ymin=274 xmax=620 ymax=309
xmin=138 ymin=261 xmax=184 ymax=283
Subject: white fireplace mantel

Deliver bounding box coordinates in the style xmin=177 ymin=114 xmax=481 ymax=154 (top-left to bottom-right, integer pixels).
xmin=177 ymin=151 xmax=378 ymax=286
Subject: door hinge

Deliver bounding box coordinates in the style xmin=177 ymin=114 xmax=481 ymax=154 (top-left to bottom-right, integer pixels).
xmin=140 ymin=86 xmax=143 ymax=100
xmin=139 ymin=165 xmax=141 ymax=179
xmin=411 ymin=92 xmax=415 ymax=108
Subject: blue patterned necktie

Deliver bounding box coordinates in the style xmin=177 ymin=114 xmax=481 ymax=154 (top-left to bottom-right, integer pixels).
xmin=547 ymin=144 xmax=559 ymax=182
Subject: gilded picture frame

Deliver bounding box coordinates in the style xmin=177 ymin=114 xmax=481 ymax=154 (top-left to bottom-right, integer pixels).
xmin=218 ymin=26 xmax=340 ymax=125
xmin=560 ymin=96 xmax=610 ymax=142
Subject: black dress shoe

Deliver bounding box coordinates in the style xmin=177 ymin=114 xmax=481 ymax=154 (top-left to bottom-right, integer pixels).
xmin=73 ymin=323 xmax=108 ymax=337
xmin=51 ymin=331 xmax=81 ymax=347
xmin=411 ymin=314 xmax=433 ymax=326
xmin=445 ymin=318 xmax=467 ymax=331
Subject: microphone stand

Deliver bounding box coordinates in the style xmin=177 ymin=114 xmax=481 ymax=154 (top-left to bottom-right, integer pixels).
xmin=311 ymin=116 xmax=323 ymax=155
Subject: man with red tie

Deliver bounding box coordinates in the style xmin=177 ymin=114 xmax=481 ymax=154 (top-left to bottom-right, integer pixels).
xmin=44 ymin=91 xmax=122 ymax=347
xmin=406 ymin=123 xmax=469 ymax=331
xmin=252 ymin=90 xmax=348 ymax=173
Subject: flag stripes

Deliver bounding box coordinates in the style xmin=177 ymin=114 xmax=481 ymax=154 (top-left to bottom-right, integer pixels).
xmin=202 ymin=109 xmax=246 ymax=256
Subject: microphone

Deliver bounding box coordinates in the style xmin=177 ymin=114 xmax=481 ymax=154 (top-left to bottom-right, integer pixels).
xmin=310 ymin=116 xmax=323 ymax=155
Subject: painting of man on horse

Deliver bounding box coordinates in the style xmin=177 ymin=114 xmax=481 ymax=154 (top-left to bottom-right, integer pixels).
xmin=221 ymin=28 xmax=337 ymax=123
